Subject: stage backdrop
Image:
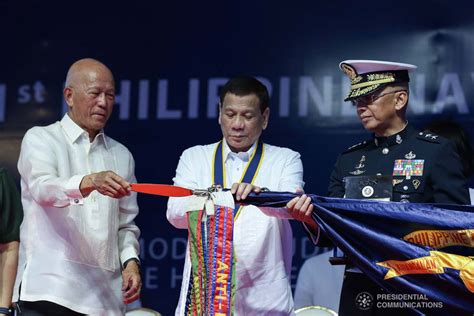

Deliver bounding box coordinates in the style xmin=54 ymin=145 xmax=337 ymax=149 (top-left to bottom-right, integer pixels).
xmin=2 ymin=1 xmax=474 ymax=314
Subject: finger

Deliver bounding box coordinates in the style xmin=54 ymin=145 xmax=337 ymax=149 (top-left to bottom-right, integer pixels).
xmin=106 ymin=180 xmax=126 ymax=196
xmin=104 ymin=176 xmax=131 ymax=198
xmin=122 ymin=275 xmax=134 ymax=294
xmin=122 ymin=180 xmax=131 ymax=191
xmin=124 ymin=290 xmax=140 ymax=304
xmin=97 ymin=187 xmax=111 ymax=197
xmin=294 ymin=194 xmax=307 ymax=211
xmin=286 ymin=197 xmax=302 ymax=220
xmin=295 ymin=186 xmax=304 ymax=194
xmin=298 ymin=197 xmax=312 ymax=219
xmin=107 ymin=177 xmax=129 ymax=197
xmin=286 ymin=197 xmax=299 ymax=210
xmin=123 ymin=275 xmax=141 ymax=299
xmin=235 ymin=183 xmax=247 ymax=201
xmin=123 ymin=282 xmax=138 ymax=298
xmin=113 ymin=186 xmax=128 ymax=198
xmin=112 ymin=174 xmax=131 ymax=192
xmin=241 ymin=184 xmax=255 ymax=200
xmin=102 ymin=186 xmax=119 ymax=198
xmin=302 ymin=196 xmax=312 ymax=212
xmin=305 ymin=203 xmax=314 ymax=217
xmin=122 ymin=274 xmax=129 ymax=291
xmin=230 ymin=183 xmax=239 ymax=194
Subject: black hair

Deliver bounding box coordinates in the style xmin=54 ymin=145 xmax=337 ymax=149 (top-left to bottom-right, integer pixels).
xmin=424 ymin=119 xmax=474 ymax=177
xmin=219 ymin=76 xmax=269 ymax=113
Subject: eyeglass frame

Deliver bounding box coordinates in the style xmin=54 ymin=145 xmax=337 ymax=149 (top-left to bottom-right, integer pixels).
xmin=350 ymin=89 xmax=407 ymax=107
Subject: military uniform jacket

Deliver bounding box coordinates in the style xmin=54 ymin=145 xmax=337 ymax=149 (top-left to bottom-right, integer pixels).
xmin=328 ymin=124 xmax=469 ymax=204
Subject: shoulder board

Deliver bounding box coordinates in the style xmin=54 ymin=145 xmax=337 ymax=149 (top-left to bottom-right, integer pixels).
xmin=343 ymin=140 xmax=370 ymax=153
xmin=416 ymin=131 xmax=441 ymax=144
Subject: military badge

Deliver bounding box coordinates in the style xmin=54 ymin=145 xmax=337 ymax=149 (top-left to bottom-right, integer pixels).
xmin=393 ymin=179 xmax=403 ymax=186
xmin=355 ymin=155 xmax=366 ymax=169
xmin=405 ymin=151 xmax=416 ymax=159
xmin=362 ymin=186 xmax=374 ymax=198
xmin=396 ymin=134 xmax=402 ymax=144
xmin=393 ymin=159 xmax=424 ymax=179
xmin=423 ymin=133 xmax=438 ymax=140
xmin=413 ymin=179 xmax=421 ymax=190
xmin=341 ymin=63 xmax=358 ymax=80
xmin=350 ymin=169 xmax=365 ymax=175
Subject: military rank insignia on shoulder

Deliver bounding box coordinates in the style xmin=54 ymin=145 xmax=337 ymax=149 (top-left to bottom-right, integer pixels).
xmin=416 ymin=131 xmax=441 ymax=144
xmin=343 ymin=140 xmax=369 ymax=153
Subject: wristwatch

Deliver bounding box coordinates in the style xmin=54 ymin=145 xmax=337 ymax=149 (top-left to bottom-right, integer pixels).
xmin=0 ymin=307 xmax=13 ymax=316
xmin=122 ymin=257 xmax=141 ymax=272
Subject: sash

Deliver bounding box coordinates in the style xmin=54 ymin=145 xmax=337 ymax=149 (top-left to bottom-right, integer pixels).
xmin=213 ymin=140 xmax=265 ymax=220
xmin=185 ymin=140 xmax=264 ymax=316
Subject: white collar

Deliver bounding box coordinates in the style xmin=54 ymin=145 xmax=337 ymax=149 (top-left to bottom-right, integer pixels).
xmin=222 ymin=139 xmax=258 ymax=162
xmin=60 ymin=114 xmax=107 ymax=148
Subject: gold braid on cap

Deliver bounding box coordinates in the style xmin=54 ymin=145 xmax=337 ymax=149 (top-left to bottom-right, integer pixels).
xmin=341 ymin=63 xmax=363 ymax=84
xmin=341 ymin=63 xmax=357 ymax=79
xmin=349 ymin=84 xmax=382 ymax=99
xmin=351 ymin=73 xmax=396 ymax=89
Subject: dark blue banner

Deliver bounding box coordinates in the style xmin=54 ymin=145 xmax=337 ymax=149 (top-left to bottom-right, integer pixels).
xmin=244 ymin=192 xmax=474 ymax=315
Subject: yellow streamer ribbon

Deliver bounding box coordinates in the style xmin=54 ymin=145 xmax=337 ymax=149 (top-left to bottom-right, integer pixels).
xmin=377 ymin=251 xmax=474 ymax=292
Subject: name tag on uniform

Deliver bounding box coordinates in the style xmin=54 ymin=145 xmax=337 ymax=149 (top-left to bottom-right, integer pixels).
xmin=393 ymin=159 xmax=424 ymax=179
xmin=344 ymin=174 xmax=393 ymax=201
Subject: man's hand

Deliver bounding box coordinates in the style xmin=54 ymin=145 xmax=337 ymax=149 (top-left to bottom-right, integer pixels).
xmin=80 ymin=171 xmax=131 ymax=198
xmin=231 ymin=183 xmax=261 ymax=201
xmin=286 ymin=188 xmax=318 ymax=231
xmin=121 ymin=260 xmax=141 ymax=304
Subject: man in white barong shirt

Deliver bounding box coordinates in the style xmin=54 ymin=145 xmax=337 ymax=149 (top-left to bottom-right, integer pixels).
xmin=13 ymin=58 xmax=141 ymax=315
xmin=167 ymin=76 xmax=314 ymax=315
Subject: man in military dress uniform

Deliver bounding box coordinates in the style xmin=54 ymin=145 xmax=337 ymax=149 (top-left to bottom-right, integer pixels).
xmin=327 ymin=60 xmax=470 ymax=315
xmin=329 ymin=60 xmax=468 ymax=204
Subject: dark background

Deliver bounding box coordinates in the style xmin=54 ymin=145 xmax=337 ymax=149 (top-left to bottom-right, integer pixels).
xmin=2 ymin=1 xmax=474 ymax=314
